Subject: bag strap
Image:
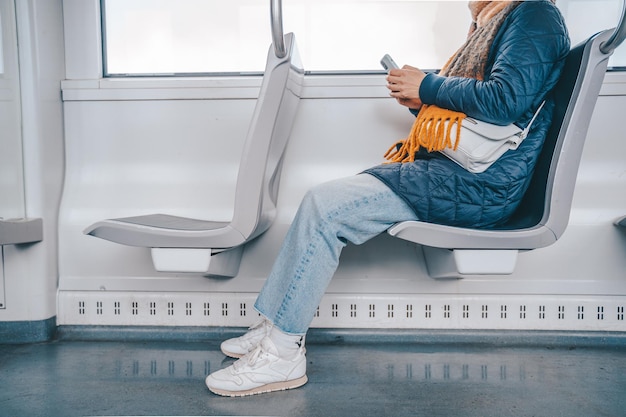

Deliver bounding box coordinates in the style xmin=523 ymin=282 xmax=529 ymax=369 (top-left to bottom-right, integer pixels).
xmin=519 ymin=101 xmax=546 ymax=140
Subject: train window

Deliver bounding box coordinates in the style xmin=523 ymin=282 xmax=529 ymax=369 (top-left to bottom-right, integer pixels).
xmin=101 ymin=0 xmax=626 ymax=77
xmin=101 ymin=0 xmax=468 ymax=75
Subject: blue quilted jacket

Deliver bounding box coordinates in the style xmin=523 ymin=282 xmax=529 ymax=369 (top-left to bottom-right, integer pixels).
xmin=365 ymin=0 xmax=570 ymax=228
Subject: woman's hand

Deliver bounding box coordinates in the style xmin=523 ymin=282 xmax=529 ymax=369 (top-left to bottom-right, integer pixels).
xmin=386 ymin=65 xmax=426 ymax=109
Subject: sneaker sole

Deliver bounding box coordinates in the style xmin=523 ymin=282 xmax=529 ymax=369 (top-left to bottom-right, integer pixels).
xmin=208 ymin=375 xmax=308 ymax=397
xmin=220 ymin=347 xmax=245 ymax=359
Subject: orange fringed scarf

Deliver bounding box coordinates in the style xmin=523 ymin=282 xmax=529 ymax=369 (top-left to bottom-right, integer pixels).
xmin=384 ymin=105 xmax=466 ymax=162
xmin=385 ymin=1 xmax=521 ymax=163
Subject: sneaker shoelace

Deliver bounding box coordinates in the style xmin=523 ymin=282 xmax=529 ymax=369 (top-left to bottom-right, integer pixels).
xmin=233 ymin=343 xmax=271 ymax=371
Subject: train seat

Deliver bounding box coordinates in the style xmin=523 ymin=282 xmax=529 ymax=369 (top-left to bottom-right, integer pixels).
xmin=83 ymin=33 xmax=303 ymax=277
xmin=387 ymin=29 xmax=621 ymax=279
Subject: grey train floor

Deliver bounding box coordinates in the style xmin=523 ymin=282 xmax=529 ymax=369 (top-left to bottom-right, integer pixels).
xmin=1 ymin=329 xmax=625 ymax=417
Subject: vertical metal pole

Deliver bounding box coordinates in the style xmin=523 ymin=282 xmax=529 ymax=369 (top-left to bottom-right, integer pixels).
xmin=600 ymin=0 xmax=626 ymax=54
xmin=270 ymin=0 xmax=286 ymax=58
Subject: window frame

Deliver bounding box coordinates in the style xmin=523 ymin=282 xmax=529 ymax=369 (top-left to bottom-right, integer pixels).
xmin=62 ymin=0 xmax=626 ymax=88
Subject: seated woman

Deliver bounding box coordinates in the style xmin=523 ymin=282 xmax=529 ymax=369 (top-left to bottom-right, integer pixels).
xmin=205 ymin=0 xmax=570 ymax=397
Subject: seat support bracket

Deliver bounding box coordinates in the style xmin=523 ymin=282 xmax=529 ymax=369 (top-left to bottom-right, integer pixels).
xmin=150 ymin=245 xmax=244 ymax=277
xmin=422 ymin=246 xmax=519 ymax=279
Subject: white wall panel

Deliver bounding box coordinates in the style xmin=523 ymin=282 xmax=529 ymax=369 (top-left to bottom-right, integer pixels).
xmin=63 ymin=0 xmax=102 ymax=79
xmin=0 ymin=0 xmax=65 ymax=323
xmin=0 ymin=0 xmax=24 ymax=219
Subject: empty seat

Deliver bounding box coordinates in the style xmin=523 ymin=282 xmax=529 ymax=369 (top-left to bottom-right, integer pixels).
xmin=84 ymin=33 xmax=303 ymax=277
xmin=387 ymin=28 xmax=621 ymax=279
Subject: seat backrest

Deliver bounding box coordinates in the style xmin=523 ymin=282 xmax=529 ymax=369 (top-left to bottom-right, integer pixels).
xmin=230 ymin=33 xmax=303 ymax=240
xmin=500 ymin=30 xmax=613 ymax=237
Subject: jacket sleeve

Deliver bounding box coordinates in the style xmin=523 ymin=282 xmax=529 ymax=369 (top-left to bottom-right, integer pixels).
xmin=419 ymin=0 xmax=570 ymax=126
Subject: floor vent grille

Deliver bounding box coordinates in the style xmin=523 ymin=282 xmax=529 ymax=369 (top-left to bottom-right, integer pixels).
xmin=58 ymin=291 xmax=626 ymax=331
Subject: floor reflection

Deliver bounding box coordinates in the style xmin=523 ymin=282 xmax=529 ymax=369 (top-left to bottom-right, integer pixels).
xmin=0 ymin=339 xmax=625 ymax=417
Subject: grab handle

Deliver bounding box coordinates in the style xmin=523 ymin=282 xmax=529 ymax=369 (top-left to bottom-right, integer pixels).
xmin=601 ymin=0 xmax=626 ymax=54
xmin=270 ymin=0 xmax=286 ymax=58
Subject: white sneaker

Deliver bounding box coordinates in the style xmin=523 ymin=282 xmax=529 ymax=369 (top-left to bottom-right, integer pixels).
xmin=220 ymin=319 xmax=272 ymax=359
xmin=206 ymin=336 xmax=307 ymax=397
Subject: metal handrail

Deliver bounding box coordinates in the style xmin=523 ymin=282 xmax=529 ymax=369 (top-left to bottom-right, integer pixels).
xmin=270 ymin=0 xmax=286 ymax=58
xmin=600 ymin=0 xmax=626 ymax=54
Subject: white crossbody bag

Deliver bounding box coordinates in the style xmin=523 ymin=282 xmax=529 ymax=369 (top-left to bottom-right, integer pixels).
xmin=441 ymin=102 xmax=546 ymax=173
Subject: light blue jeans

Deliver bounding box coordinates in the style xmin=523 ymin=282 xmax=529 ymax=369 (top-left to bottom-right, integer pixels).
xmin=254 ymin=173 xmax=419 ymax=335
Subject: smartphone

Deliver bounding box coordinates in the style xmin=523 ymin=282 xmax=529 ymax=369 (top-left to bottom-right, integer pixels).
xmin=380 ymin=54 xmax=399 ymax=71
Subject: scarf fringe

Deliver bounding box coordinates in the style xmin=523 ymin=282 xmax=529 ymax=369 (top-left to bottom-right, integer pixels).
xmin=384 ymin=105 xmax=466 ymax=163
